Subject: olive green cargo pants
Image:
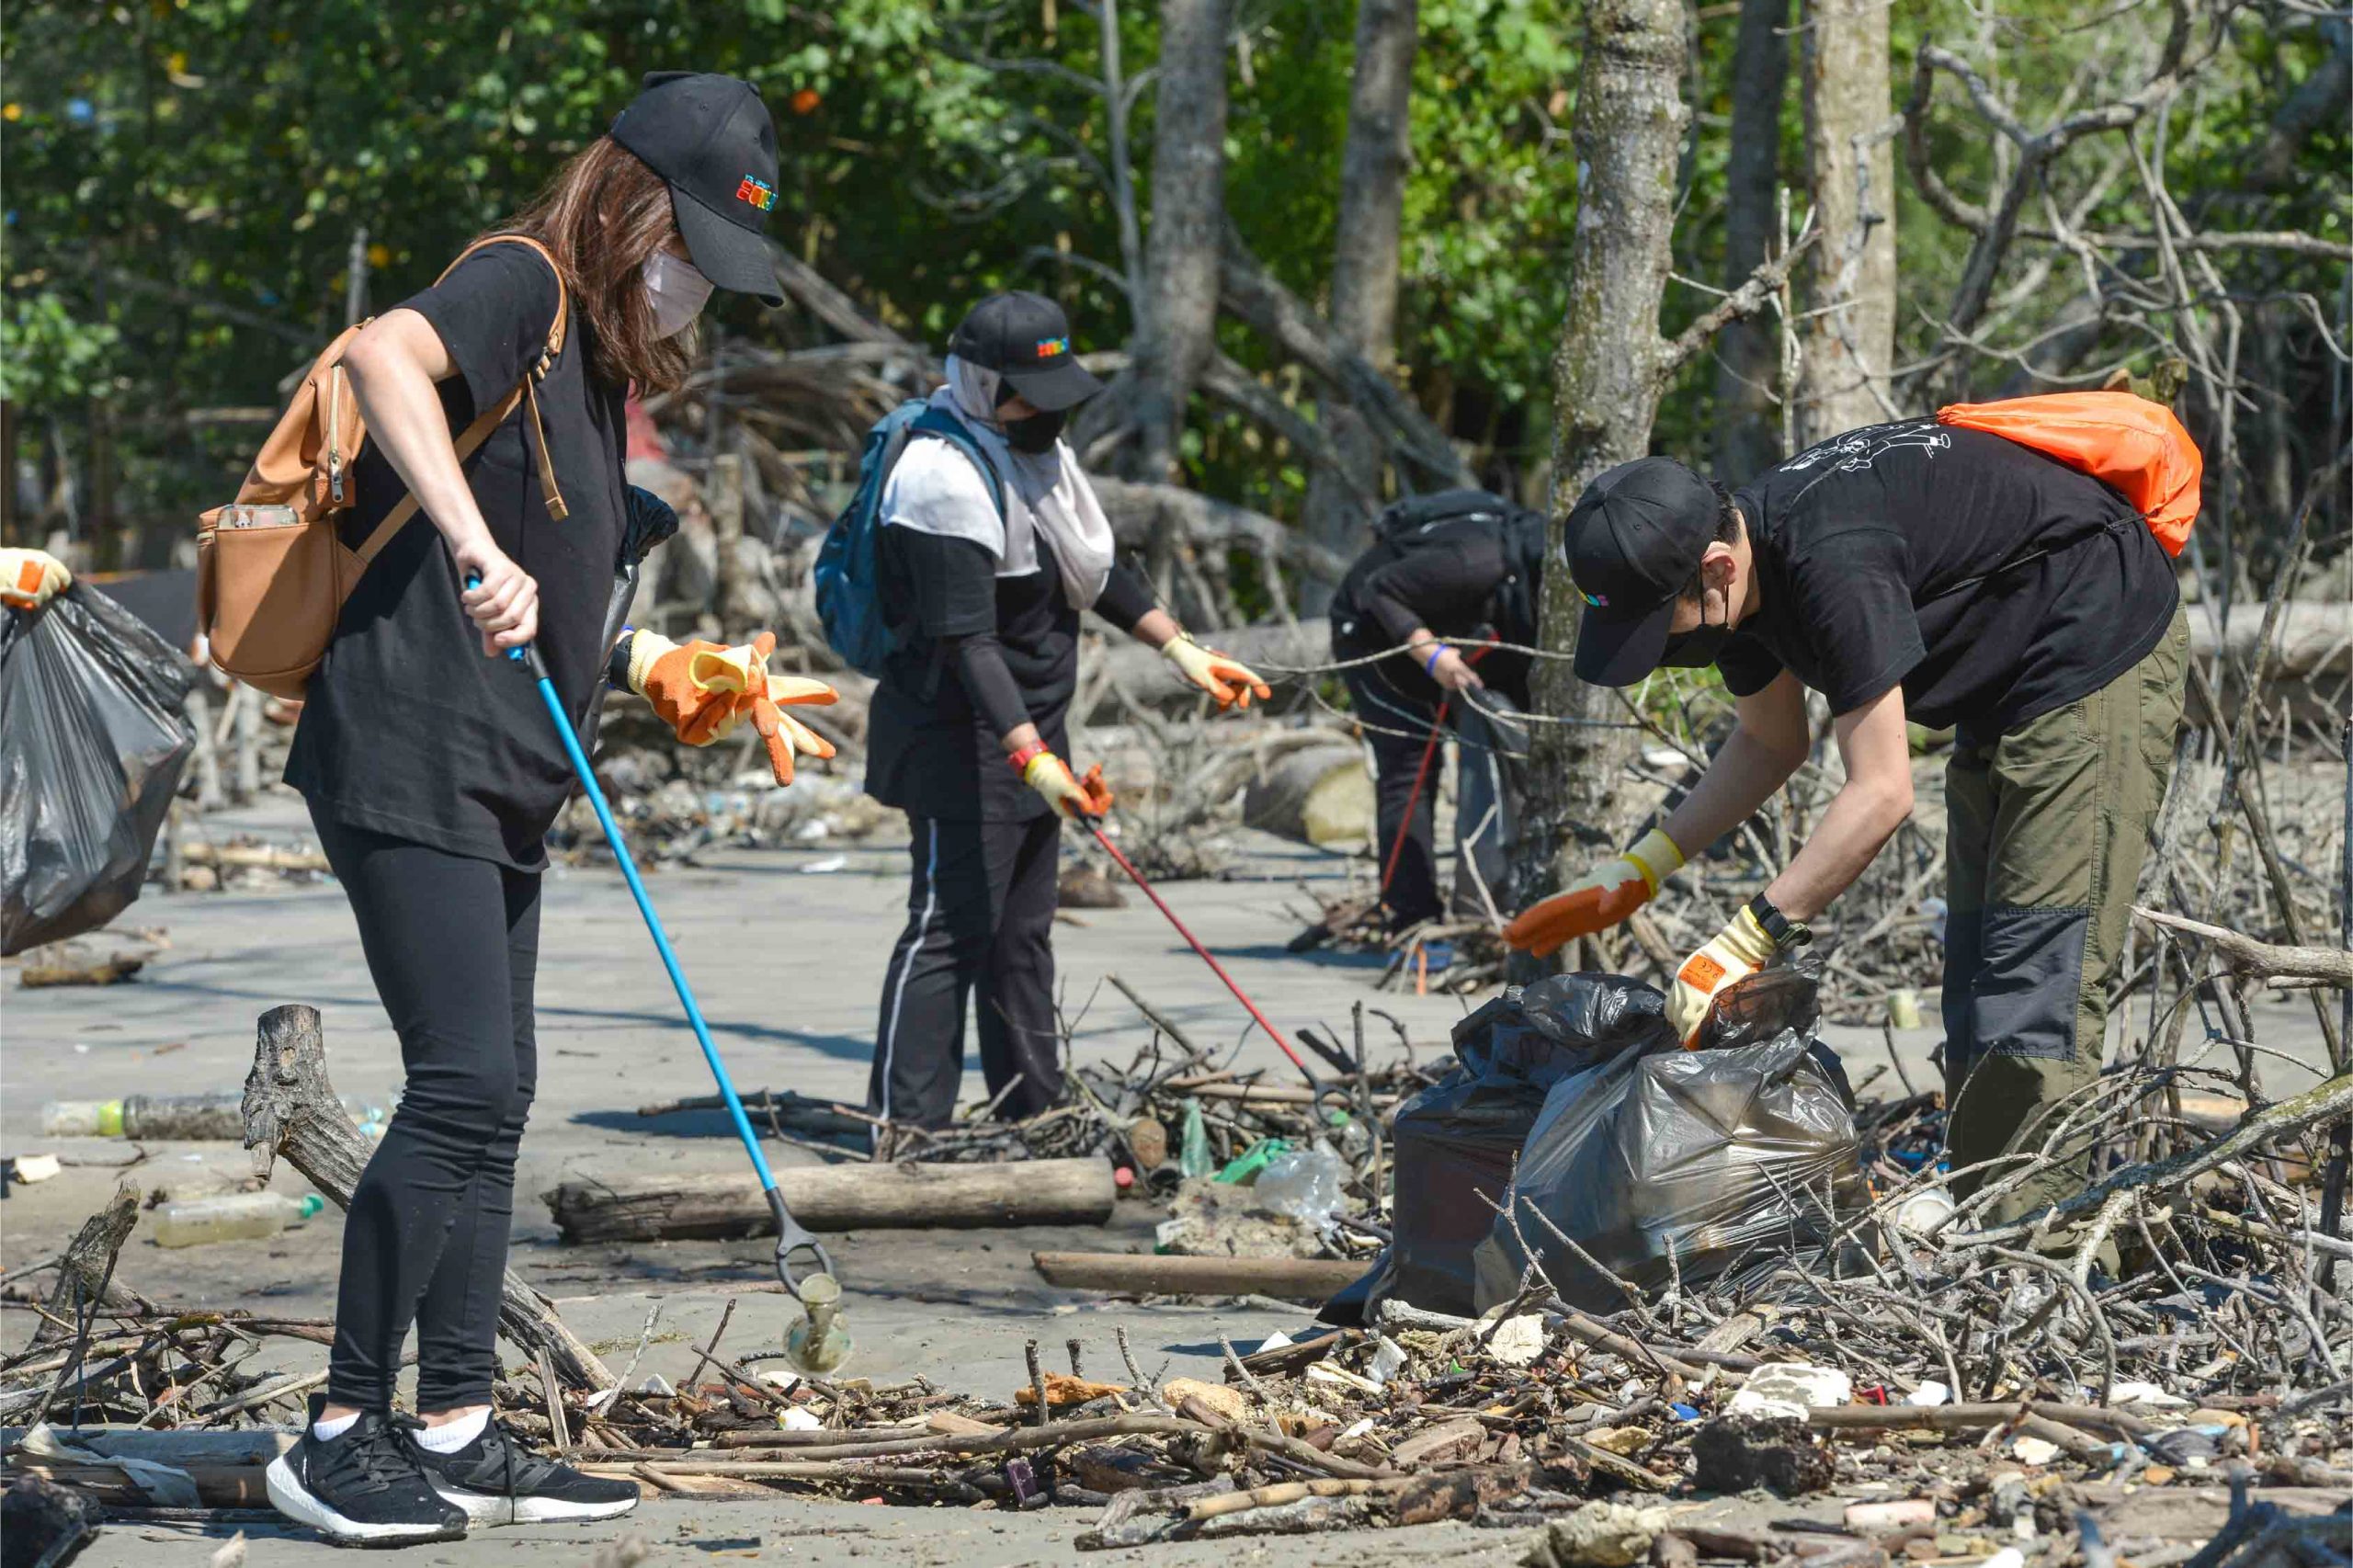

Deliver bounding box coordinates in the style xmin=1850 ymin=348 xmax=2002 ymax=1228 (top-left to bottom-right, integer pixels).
xmin=1941 ymin=608 xmax=2188 ymax=1224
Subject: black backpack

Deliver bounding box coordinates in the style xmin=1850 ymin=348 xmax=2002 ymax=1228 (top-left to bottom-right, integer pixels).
xmin=1366 ymin=490 xmax=1549 ymax=647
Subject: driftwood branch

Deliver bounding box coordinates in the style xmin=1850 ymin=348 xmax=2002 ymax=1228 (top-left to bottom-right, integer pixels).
xmin=2131 ymin=907 xmax=2353 ymax=988
xmin=240 ymin=1004 xmax=616 ymax=1392
xmin=1956 ymin=1070 xmax=2353 ymax=1245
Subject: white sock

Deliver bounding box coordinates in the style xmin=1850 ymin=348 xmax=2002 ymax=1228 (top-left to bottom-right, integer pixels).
xmin=413 ymin=1408 xmax=490 ymax=1453
xmin=312 ymin=1410 xmax=361 ymax=1443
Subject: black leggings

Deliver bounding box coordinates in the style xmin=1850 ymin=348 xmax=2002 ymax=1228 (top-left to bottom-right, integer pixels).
xmin=312 ymin=810 xmax=540 ymax=1413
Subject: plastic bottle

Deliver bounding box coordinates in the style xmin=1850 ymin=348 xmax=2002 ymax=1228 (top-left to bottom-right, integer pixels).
xmin=152 ymin=1192 xmax=324 ymax=1248
xmin=1177 ymin=1099 xmax=1212 ymax=1179
xmin=1255 ymin=1142 xmax=1347 ymax=1228
xmin=43 ymin=1095 xmax=388 ymax=1141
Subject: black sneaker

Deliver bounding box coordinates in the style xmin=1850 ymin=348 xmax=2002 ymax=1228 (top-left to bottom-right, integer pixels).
xmin=266 ymin=1398 xmax=469 ymax=1548
xmin=407 ymin=1415 xmax=640 ymax=1527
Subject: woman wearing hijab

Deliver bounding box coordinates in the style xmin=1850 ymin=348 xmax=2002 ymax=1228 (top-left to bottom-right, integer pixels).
xmin=267 ymin=74 xmax=835 ymax=1546
xmin=863 ymin=291 xmax=1269 ymax=1140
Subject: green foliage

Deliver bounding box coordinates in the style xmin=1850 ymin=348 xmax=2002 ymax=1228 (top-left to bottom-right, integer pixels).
xmin=0 ymin=291 xmax=119 ymax=403
xmin=0 ymin=0 xmax=2341 ymax=560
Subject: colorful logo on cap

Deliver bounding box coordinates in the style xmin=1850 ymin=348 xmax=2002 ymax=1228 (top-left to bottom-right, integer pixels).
xmin=735 ymin=175 xmax=776 ymax=211
xmin=1581 ymin=589 xmax=1608 ymax=608
xmin=1035 ymin=335 xmax=1069 ymax=358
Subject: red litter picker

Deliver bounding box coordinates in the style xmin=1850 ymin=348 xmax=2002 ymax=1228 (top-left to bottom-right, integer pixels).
xmin=1082 ymin=821 xmax=1321 ymax=1089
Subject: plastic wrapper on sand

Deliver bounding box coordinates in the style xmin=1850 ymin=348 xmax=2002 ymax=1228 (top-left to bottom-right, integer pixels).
xmin=2 ymin=586 xmax=194 ymax=955
xmin=1472 ymin=965 xmax=1863 ymax=1312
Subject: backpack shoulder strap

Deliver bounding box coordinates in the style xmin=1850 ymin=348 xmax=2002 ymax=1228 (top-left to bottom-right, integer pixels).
xmin=906 ymin=405 xmax=1007 ymax=522
xmin=351 ymin=236 xmax=574 ymax=566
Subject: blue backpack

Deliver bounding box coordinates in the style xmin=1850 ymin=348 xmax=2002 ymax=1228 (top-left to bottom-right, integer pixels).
xmin=814 ymin=400 xmax=1005 ymax=676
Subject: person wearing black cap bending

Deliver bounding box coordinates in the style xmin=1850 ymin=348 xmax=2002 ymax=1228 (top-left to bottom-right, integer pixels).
xmin=270 ymin=74 xmax=833 ymax=1546
xmin=1506 ymin=420 xmax=2187 ymax=1227
xmin=863 ymin=292 xmax=1272 ymax=1140
xmin=1329 ymin=491 xmax=1549 ymax=944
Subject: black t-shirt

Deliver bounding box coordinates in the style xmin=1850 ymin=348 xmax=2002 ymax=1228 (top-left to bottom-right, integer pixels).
xmin=1331 ymin=517 xmax=1537 ymax=705
xmin=1715 ymin=419 xmax=2179 ymax=735
xmin=864 ymin=528 xmax=1079 ymax=824
xmin=285 ymin=243 xmax=628 ymax=869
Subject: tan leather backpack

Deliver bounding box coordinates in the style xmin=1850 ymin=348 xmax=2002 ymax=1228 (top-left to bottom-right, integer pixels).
xmin=196 ymin=234 xmax=572 ymax=698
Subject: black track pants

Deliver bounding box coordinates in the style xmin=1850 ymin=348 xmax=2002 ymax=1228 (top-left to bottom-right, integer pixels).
xmin=1344 ymin=665 xmax=1449 ymax=931
xmin=311 ymin=810 xmax=540 ymax=1413
xmin=868 ymin=813 xmax=1063 ymax=1130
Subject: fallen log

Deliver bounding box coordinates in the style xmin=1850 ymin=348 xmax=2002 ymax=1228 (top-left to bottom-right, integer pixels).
xmin=178 ymin=842 xmax=331 ymax=873
xmin=242 ymin=1004 xmax=614 ymax=1392
xmin=1 ymin=1428 xmax=293 ymax=1465
xmin=1241 ymin=745 xmax=1373 ymax=847
xmin=544 ymin=1157 xmax=1117 ymax=1244
xmin=1032 ymin=1252 xmax=1365 ymax=1301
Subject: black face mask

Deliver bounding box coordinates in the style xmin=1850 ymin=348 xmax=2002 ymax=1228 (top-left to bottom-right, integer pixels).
xmin=1003 ymin=407 xmax=1067 ymax=454
xmin=1656 ymin=597 xmax=1732 ymax=669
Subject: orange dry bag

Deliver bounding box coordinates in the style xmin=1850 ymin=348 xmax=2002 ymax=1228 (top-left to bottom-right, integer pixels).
xmin=1936 ymin=391 xmax=2202 ymax=558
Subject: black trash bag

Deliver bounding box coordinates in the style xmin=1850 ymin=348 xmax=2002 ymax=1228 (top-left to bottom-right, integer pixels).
xmin=2 ymin=586 xmax=194 ymax=955
xmin=1471 ymin=963 xmax=1861 ymax=1313
xmin=1368 ymin=972 xmax=1676 ymax=1316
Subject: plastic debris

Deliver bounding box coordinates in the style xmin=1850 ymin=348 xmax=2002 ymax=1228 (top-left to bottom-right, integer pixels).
xmin=1254 ymin=1142 xmax=1346 ymax=1225
xmin=1521 ymin=1501 xmax=1673 ymax=1568
xmin=1729 ymin=1362 xmax=1853 ymax=1420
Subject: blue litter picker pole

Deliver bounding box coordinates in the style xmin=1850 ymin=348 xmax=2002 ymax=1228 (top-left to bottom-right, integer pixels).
xmin=477 ymin=584 xmax=834 ymax=1300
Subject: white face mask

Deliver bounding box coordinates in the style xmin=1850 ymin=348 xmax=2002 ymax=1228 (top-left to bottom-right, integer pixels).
xmin=643 ymin=249 xmax=713 ymax=338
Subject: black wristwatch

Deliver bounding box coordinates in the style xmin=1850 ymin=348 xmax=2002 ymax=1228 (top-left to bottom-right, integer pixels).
xmin=1746 ymin=892 xmax=1813 ymax=951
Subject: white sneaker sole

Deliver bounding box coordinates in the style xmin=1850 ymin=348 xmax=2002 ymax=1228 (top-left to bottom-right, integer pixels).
xmin=428 ymin=1478 xmax=640 ymax=1527
xmin=265 ymin=1455 xmax=469 ymax=1548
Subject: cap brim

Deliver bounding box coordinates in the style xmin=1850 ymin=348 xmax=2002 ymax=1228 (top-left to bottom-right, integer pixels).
xmin=999 ymin=356 xmax=1104 ymax=413
xmin=1574 ymin=597 xmax=1677 ymax=687
xmin=671 ymin=186 xmax=784 ymax=305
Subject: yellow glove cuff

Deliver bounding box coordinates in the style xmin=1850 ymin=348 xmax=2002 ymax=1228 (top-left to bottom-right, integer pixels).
xmin=1722 ymin=904 xmax=1779 ymax=968
xmin=1021 ymin=752 xmax=1061 ymax=790
xmin=625 ymin=631 xmax=679 ymax=697
xmin=1625 ymin=826 xmax=1686 ymax=893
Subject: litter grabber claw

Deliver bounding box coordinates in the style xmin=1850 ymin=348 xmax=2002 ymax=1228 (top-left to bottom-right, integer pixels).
xmin=470 ymin=576 xmax=845 ymax=1369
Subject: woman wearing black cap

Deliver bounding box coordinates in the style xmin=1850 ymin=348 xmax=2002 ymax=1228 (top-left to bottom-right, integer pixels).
xmin=862 ymin=292 xmax=1271 ymax=1141
xmin=267 ymin=74 xmax=829 ymax=1546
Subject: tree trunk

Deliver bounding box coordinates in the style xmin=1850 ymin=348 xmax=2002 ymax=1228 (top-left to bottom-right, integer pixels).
xmin=1301 ymin=0 xmax=1420 ymax=611
xmin=1713 ymin=0 xmax=1790 ymax=482
xmin=1129 ymin=0 xmax=1231 ymax=490
xmin=1241 ymin=744 xmax=1376 ymax=846
xmin=1795 ymin=0 xmax=1896 ymax=446
xmin=1518 ymin=0 xmax=1690 ymax=962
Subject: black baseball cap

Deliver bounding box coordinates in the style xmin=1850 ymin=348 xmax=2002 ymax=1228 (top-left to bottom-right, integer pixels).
xmin=949 ymin=292 xmax=1103 ymax=411
xmin=611 ymin=72 xmax=784 ymax=305
xmin=1563 ymin=457 xmax=1722 ymax=686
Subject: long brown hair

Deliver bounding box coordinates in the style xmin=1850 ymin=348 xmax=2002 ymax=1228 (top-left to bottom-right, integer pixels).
xmin=494 ymin=136 xmax=691 ymax=395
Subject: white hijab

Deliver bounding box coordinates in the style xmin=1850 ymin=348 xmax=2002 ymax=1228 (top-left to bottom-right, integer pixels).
xmin=926 ymin=355 xmax=1117 ymax=610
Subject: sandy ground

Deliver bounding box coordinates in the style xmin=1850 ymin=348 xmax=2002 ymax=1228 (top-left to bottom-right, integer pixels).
xmin=2 ymin=790 xmax=2335 ymax=1564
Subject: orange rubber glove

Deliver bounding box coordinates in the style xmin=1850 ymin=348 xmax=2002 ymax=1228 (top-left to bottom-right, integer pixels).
xmin=0 ymin=548 xmax=71 ymax=611
xmin=626 ymin=630 xmax=839 ymax=786
xmin=1162 ymin=634 xmax=1273 ymax=711
xmin=1021 ymin=752 xmax=1114 ymax=819
xmin=1503 ymin=827 xmax=1684 ymax=958
xmin=1664 ymin=904 xmax=1779 ymax=1048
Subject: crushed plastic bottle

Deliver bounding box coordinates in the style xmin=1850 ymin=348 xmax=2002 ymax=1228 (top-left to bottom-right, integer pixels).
xmin=153 ymin=1191 xmax=324 ymax=1248
xmin=1177 ymin=1098 xmax=1212 ymax=1179
xmin=1254 ymin=1142 xmax=1346 ymax=1227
